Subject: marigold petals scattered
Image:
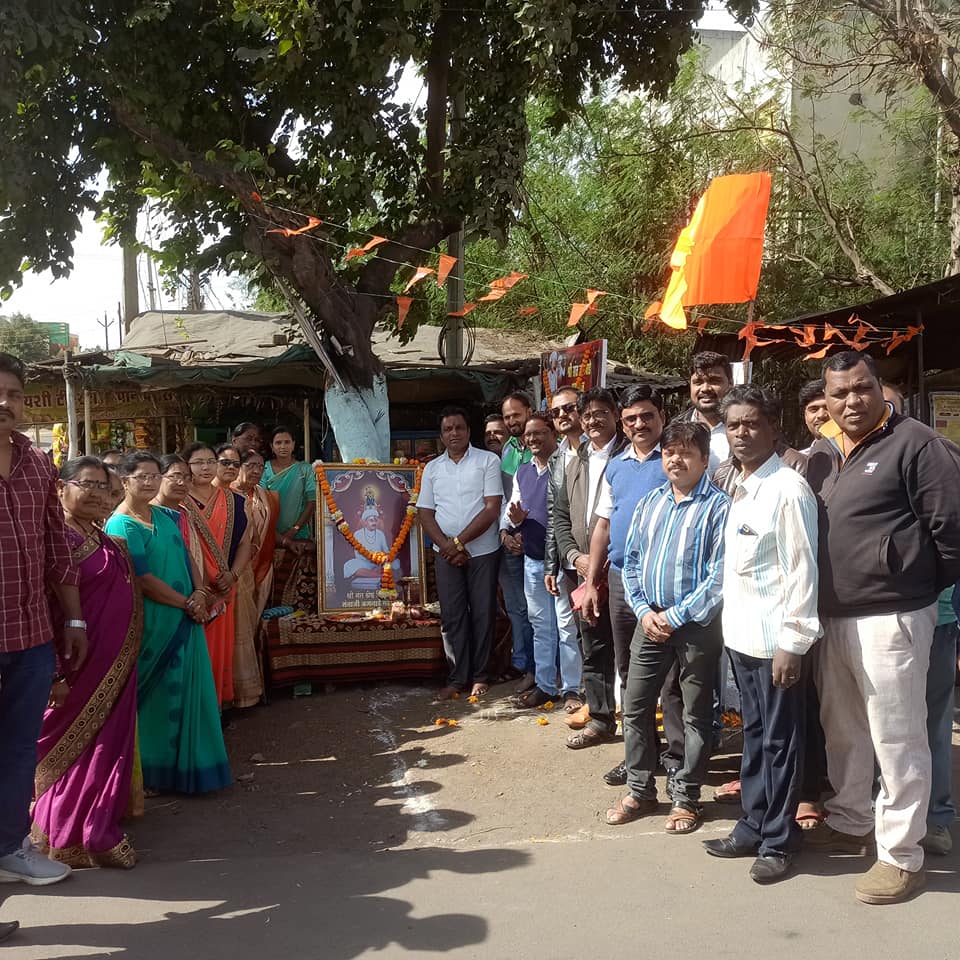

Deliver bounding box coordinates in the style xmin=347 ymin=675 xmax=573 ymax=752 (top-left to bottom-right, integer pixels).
xmin=540 ymin=701 xmax=555 ymax=711
xmin=537 ymin=717 xmax=549 ymax=726
xmin=467 ymin=695 xmax=479 ymax=704
xmin=434 ymin=717 xmax=447 ymax=726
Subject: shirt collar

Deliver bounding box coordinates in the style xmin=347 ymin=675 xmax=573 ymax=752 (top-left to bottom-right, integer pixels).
xmin=819 ymin=402 xmax=893 ymax=458
xmin=661 ymin=469 xmax=714 ymax=504
xmin=733 ymin=452 xmax=780 ymax=497
xmin=443 ymin=444 xmax=475 ymax=464
xmin=588 ymin=434 xmax=618 ymax=458
xmin=622 ymin=443 xmax=660 ymax=463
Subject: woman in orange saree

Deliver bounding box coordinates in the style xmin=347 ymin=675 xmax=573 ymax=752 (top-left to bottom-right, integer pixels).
xmin=180 ymin=442 xmax=252 ymax=708
xmin=232 ymin=449 xmax=280 ymax=617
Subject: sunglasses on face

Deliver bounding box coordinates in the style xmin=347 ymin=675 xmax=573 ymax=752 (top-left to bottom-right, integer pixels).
xmin=218 ymin=458 xmax=241 ymax=468
xmin=548 ymin=402 xmax=578 ymax=419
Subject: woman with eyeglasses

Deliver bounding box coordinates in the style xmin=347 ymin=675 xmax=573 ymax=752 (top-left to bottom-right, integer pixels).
xmin=213 ymin=444 xmax=262 ymax=709
xmin=31 ymin=458 xmax=140 ymax=868
xmin=232 ymin=449 xmax=280 ymax=618
xmin=179 ymin=442 xmax=252 ymax=708
xmin=103 ymin=452 xmax=230 ymax=795
xmin=261 ymin=427 xmax=316 ymax=553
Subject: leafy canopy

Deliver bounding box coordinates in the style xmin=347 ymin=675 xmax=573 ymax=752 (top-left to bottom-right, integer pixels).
xmin=0 ymin=0 xmax=754 ymax=384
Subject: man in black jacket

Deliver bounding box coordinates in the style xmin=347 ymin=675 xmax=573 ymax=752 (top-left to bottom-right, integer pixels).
xmin=805 ymin=351 xmax=960 ymax=905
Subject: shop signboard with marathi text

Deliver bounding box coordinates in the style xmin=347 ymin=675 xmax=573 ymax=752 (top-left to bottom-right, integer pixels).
xmin=21 ymin=385 xmax=181 ymax=425
xmin=316 ymin=463 xmax=426 ymax=615
xmin=540 ymin=339 xmax=607 ymax=406
xmin=930 ymin=393 xmax=960 ymax=446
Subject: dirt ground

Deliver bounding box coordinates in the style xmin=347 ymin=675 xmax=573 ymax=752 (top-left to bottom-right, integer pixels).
xmin=2 ymin=679 xmax=958 ymax=960
xmin=130 ymin=679 xmax=746 ymax=863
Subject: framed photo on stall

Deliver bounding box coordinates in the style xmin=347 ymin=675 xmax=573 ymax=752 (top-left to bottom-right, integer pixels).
xmin=315 ymin=463 xmax=426 ymax=615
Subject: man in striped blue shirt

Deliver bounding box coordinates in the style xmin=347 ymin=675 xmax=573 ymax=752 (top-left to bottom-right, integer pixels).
xmin=606 ymin=421 xmax=728 ymax=835
xmin=702 ymin=385 xmax=821 ymax=884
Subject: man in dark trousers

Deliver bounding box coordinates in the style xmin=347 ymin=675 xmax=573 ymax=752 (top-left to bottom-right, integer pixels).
xmin=418 ymin=406 xmax=502 ymax=701
xmin=554 ymin=388 xmax=627 ymax=749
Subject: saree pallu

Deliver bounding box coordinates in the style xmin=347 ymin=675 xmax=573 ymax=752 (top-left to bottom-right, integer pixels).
xmin=243 ymin=486 xmax=279 ymax=617
xmin=104 ymin=507 xmax=231 ymax=794
xmin=232 ymin=564 xmax=263 ymax=707
xmin=183 ymin=489 xmax=248 ymax=707
xmin=261 ymin=460 xmax=316 ymax=540
xmin=32 ymin=531 xmax=141 ymax=868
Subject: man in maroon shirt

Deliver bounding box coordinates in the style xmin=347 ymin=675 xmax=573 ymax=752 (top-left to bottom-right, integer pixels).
xmin=0 ymin=352 xmax=88 ymax=934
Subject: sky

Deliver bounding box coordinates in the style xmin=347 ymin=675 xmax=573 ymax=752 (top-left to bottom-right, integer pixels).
xmin=3 ymin=5 xmax=742 ymax=352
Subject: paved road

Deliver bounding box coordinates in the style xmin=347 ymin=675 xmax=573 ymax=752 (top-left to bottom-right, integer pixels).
xmin=2 ymin=685 xmax=957 ymax=959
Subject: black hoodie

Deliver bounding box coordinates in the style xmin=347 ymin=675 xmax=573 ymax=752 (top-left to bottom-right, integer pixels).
xmin=805 ymin=411 xmax=960 ymax=618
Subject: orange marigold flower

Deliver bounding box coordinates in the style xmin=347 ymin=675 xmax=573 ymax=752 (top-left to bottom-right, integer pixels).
xmin=536 ymin=717 xmax=549 ymax=726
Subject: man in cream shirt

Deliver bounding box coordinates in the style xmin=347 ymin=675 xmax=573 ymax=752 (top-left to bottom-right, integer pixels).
xmin=703 ymin=385 xmax=821 ymax=885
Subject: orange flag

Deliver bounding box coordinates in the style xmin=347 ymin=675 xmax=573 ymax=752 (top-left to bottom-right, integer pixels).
xmin=518 ymin=306 xmax=539 ymax=316
xmin=479 ymin=288 xmax=508 ymax=303
xmin=345 ymin=236 xmax=388 ymax=261
xmin=448 ymin=303 xmax=477 ymax=317
xmin=657 ymin=173 xmax=772 ymax=330
xmin=586 ymin=289 xmax=607 ymax=305
xmin=437 ymin=254 xmax=457 ymax=287
xmin=266 ymin=216 xmax=323 ymax=238
xmin=823 ymin=323 xmax=842 ymax=342
xmin=396 ymin=296 xmax=413 ymax=329
xmin=567 ymin=303 xmax=591 ymax=328
xmin=805 ymin=345 xmax=832 ymax=360
xmin=403 ymin=265 xmax=435 ymax=293
xmin=644 ymin=301 xmax=662 ymax=320
xmin=489 ymin=271 xmax=528 ymax=291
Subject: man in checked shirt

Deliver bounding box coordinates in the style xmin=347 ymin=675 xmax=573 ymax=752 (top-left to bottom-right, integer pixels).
xmin=0 ymin=353 xmax=88 ymax=936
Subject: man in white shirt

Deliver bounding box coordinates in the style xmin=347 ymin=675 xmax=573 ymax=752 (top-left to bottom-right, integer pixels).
xmin=418 ymin=406 xmax=503 ymax=701
xmin=703 ymin=385 xmax=821 ymax=884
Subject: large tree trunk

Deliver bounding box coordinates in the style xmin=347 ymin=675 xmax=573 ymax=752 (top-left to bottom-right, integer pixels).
xmin=324 ymin=375 xmax=391 ymax=462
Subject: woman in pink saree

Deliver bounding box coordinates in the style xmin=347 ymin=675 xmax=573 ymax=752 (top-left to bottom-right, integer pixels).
xmin=31 ymin=457 xmax=141 ymax=869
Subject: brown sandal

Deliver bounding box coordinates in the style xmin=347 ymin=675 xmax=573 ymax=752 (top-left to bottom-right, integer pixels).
xmin=565 ymin=727 xmax=613 ymax=750
xmin=606 ymin=795 xmax=658 ymax=825
xmin=563 ymin=694 xmax=585 ymax=713
xmin=665 ymin=801 xmax=702 ymax=834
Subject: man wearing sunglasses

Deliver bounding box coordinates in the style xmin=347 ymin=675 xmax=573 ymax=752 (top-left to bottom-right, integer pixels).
xmin=0 ymin=353 xmax=85 ymax=917
xmin=553 ymin=387 xmax=627 ymax=749
xmin=581 ymin=385 xmax=684 ymax=788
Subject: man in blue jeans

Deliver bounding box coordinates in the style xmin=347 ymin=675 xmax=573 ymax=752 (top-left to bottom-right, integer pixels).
xmin=499 ymin=391 xmax=535 ymax=691
xmin=502 ymin=414 xmax=560 ymax=707
xmin=0 ymin=352 xmax=88 ymax=940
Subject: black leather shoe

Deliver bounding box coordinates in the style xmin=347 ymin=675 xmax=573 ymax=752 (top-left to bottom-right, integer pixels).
xmin=603 ymin=762 xmax=628 ymax=786
xmin=703 ymin=836 xmax=759 ymax=859
xmin=749 ymin=854 xmax=793 ymax=884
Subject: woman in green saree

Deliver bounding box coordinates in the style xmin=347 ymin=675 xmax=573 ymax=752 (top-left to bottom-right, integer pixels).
xmin=104 ymin=452 xmax=231 ymax=794
xmin=260 ymin=426 xmax=316 ymax=551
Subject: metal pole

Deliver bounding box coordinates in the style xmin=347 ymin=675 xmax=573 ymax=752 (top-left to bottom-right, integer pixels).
xmin=303 ymin=398 xmax=311 ymax=462
xmin=83 ymin=389 xmax=92 ymax=455
xmin=443 ymin=89 xmax=466 ymax=368
xmin=63 ymin=352 xmax=79 ymax=459
xmin=916 ymin=308 xmax=927 ymax=425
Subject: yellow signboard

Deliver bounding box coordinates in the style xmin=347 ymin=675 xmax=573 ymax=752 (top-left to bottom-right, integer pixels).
xmin=930 ymin=393 xmax=960 ymax=446
xmin=22 ymin=385 xmax=181 ymax=425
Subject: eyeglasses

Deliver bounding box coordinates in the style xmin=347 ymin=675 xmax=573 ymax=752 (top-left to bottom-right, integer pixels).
xmin=127 ymin=473 xmax=161 ymax=484
xmin=621 ymin=411 xmax=658 ymax=425
xmin=548 ymin=402 xmax=578 ymax=419
xmin=162 ymin=472 xmax=191 ymax=483
xmin=189 ymin=458 xmax=217 ymax=467
xmin=581 ymin=408 xmax=612 ymax=422
xmin=66 ymin=479 xmax=109 ymax=492
xmin=218 ymin=459 xmax=241 ymax=468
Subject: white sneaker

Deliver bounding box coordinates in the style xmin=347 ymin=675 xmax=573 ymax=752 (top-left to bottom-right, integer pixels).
xmin=920 ymin=825 xmax=953 ymax=856
xmin=0 ymin=839 xmax=72 ymax=886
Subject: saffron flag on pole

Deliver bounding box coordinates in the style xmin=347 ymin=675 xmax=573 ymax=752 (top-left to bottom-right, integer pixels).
xmin=437 ymin=254 xmax=458 ymax=287
xmin=656 ymin=172 xmax=773 ymax=331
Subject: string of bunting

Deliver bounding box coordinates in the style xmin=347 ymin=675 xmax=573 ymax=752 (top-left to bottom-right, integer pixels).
xmin=246 ymin=194 xmax=924 ymax=359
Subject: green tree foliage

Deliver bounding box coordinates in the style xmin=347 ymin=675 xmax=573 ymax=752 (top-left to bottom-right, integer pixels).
xmin=0 ymin=0 xmax=755 ymax=392
xmin=455 ymin=47 xmax=949 ymax=377
xmin=0 ymin=312 xmax=54 ymax=362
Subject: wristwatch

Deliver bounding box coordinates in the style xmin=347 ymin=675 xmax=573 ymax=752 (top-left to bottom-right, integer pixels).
xmin=64 ymin=619 xmax=87 ymax=631
xmin=452 ymin=536 xmax=466 ymax=553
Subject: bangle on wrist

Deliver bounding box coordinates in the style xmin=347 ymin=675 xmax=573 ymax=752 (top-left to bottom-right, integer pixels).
xmin=64 ymin=619 xmax=86 ymax=631
xmin=52 ymin=674 xmax=67 ymax=685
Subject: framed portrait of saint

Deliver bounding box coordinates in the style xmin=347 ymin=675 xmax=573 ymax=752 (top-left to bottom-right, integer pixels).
xmin=315 ymin=463 xmax=426 ymax=614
